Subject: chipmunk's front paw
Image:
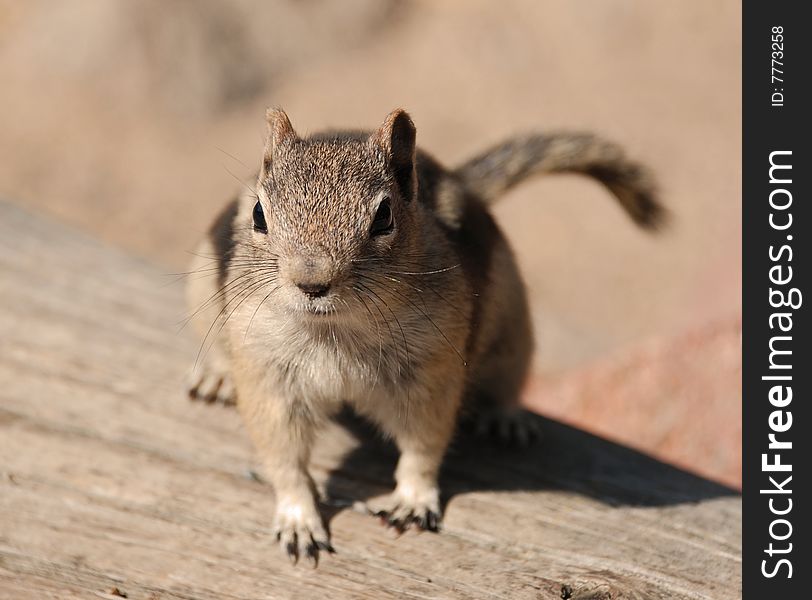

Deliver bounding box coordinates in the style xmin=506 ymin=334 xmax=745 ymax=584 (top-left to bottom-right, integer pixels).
xmin=273 ymin=500 xmax=333 ymax=565
xmin=367 ymin=484 xmax=442 ymax=532
xmin=186 ymin=367 xmax=235 ymax=406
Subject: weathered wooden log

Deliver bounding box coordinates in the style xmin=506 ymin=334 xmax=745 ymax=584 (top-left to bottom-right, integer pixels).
xmin=0 ymin=201 xmax=741 ymax=599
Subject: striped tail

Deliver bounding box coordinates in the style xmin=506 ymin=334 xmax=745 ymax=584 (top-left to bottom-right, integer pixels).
xmin=455 ymin=133 xmax=664 ymax=229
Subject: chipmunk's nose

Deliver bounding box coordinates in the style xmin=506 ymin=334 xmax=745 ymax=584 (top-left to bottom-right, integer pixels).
xmin=289 ymin=254 xmax=334 ymax=298
xmin=295 ymin=281 xmax=331 ymax=298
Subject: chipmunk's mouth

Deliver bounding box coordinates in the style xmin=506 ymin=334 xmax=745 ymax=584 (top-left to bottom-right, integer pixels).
xmin=300 ymin=298 xmax=340 ymax=318
xmin=305 ymin=305 xmax=336 ymax=316
xmin=286 ymin=282 xmax=346 ymax=320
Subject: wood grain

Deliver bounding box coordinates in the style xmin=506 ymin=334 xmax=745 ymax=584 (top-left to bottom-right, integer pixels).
xmin=0 ymin=201 xmax=741 ymax=599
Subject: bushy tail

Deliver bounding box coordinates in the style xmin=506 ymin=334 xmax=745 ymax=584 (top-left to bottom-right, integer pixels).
xmin=455 ymin=133 xmax=664 ymax=229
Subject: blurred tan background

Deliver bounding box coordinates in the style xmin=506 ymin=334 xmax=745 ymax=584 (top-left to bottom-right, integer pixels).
xmin=0 ymin=1 xmax=741 ymax=486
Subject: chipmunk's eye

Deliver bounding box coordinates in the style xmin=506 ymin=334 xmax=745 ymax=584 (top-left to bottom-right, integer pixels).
xmin=370 ymin=198 xmax=394 ymax=237
xmin=252 ymin=201 xmax=267 ymax=233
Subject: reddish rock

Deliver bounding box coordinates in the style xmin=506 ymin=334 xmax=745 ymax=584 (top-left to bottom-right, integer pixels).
xmin=523 ymin=316 xmax=742 ymax=488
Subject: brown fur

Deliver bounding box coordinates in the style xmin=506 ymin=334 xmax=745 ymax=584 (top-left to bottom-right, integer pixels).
xmin=457 ymin=132 xmax=664 ymax=228
xmin=185 ymin=108 xmax=662 ymax=563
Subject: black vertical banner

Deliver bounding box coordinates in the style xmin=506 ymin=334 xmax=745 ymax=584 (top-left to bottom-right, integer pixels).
xmin=743 ymin=1 xmax=810 ymax=596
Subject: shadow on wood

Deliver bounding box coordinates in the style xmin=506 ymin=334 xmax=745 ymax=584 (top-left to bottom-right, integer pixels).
xmin=323 ymin=408 xmax=735 ymax=521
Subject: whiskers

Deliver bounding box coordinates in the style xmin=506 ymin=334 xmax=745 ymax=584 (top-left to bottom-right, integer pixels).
xmin=183 ymin=252 xmax=281 ymax=370
xmin=359 ymin=271 xmax=467 ymax=367
xmin=350 ymin=253 xmax=468 ymax=368
xmin=347 ymin=253 xmax=470 ymax=422
xmin=182 ymin=244 xmax=467 ymax=418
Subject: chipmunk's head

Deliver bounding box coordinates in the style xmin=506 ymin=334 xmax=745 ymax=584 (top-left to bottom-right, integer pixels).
xmin=250 ymin=108 xmax=420 ymax=319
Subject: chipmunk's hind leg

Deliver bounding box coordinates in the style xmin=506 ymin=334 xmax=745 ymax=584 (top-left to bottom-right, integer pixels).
xmin=465 ymin=349 xmax=541 ymax=447
xmin=463 ymin=254 xmax=539 ymax=446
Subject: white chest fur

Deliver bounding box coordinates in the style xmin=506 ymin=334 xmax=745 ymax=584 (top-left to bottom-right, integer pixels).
xmin=229 ymin=303 xmax=418 ymax=405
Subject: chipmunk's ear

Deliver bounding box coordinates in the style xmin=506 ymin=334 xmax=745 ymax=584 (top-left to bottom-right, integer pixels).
xmin=262 ymin=108 xmax=297 ymax=176
xmin=372 ymin=108 xmax=417 ymax=202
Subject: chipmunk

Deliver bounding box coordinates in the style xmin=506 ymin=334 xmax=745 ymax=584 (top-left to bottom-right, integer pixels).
xmin=185 ymin=108 xmax=662 ymax=564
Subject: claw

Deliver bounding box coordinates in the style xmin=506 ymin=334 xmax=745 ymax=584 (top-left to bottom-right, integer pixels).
xmin=386 ymin=515 xmax=405 ymax=532
xmin=375 ymin=508 xmax=441 ymax=533
xmin=305 ymin=541 xmax=319 ymax=567
xmin=426 ymin=511 xmax=440 ymax=532
xmin=186 ymin=369 xmax=236 ymax=406
xmin=286 ymin=540 xmax=298 ymax=564
xmin=274 ymin=511 xmax=332 ymax=567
